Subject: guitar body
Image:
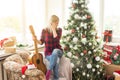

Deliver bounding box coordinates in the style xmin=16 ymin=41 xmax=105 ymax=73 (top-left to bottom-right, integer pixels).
xmin=31 ymin=53 xmax=47 ymax=74
xmin=29 ymin=25 xmax=47 ymax=74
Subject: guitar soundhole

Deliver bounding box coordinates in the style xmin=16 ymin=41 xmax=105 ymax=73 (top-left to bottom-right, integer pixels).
xmin=36 ymin=59 xmax=40 ymax=64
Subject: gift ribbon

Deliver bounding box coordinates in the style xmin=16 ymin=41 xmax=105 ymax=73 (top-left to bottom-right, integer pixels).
xmin=0 ymin=38 xmax=8 ymax=47
xmin=103 ymin=30 xmax=112 ymax=43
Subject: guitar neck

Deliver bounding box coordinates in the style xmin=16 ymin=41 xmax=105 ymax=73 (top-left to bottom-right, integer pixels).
xmin=29 ymin=25 xmax=39 ymax=55
xmin=33 ymin=36 xmax=38 ymax=54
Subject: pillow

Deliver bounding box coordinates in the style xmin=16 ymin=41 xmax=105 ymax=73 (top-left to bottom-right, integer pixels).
xmin=17 ymin=51 xmax=29 ymax=64
xmin=5 ymin=54 xmax=24 ymax=64
xmin=3 ymin=61 xmax=23 ymax=73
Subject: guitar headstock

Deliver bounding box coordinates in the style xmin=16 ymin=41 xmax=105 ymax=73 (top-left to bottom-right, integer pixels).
xmin=29 ymin=25 xmax=36 ymax=37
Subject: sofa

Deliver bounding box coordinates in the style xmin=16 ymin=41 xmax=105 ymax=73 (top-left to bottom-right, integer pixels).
xmin=3 ymin=50 xmax=72 ymax=80
xmin=3 ymin=50 xmax=46 ymax=80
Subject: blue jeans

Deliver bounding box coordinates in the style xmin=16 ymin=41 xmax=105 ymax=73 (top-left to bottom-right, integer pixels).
xmin=45 ymin=49 xmax=63 ymax=80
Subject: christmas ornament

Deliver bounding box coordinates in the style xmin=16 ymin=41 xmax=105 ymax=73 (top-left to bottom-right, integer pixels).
xmin=64 ymin=46 xmax=69 ymax=51
xmin=92 ymin=68 xmax=95 ymax=72
xmin=81 ymin=38 xmax=87 ymax=44
xmin=81 ymin=4 xmax=84 ymax=8
xmin=97 ymin=71 xmax=100 ymax=74
xmin=87 ymin=15 xmax=91 ymax=19
xmin=83 ymin=50 xmax=87 ymax=54
xmin=87 ymin=63 xmax=92 ymax=69
xmin=82 ymin=34 xmax=86 ymax=38
xmin=80 ymin=53 xmax=84 ymax=56
xmin=76 ymin=68 xmax=79 ymax=71
xmin=71 ymin=63 xmax=75 ymax=68
xmin=76 ymin=27 xmax=79 ymax=30
xmin=89 ymin=42 xmax=92 ymax=46
xmin=96 ymin=65 xmax=99 ymax=68
xmin=82 ymin=72 xmax=86 ymax=76
xmin=70 ymin=45 xmax=73 ymax=48
xmin=87 ymin=74 xmax=90 ymax=77
xmin=88 ymin=51 xmax=92 ymax=54
xmin=73 ymin=37 xmax=78 ymax=43
xmin=71 ymin=29 xmax=76 ymax=33
xmin=74 ymin=14 xmax=80 ymax=19
xmin=67 ymin=52 xmax=72 ymax=57
xmin=93 ymin=49 xmax=97 ymax=52
xmin=95 ymin=56 xmax=100 ymax=61
xmin=84 ymin=26 xmax=87 ymax=29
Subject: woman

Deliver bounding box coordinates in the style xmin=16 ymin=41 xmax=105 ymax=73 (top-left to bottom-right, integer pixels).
xmin=36 ymin=15 xmax=63 ymax=80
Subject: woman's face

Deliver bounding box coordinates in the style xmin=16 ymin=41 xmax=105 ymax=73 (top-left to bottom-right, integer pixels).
xmin=51 ymin=21 xmax=59 ymax=29
xmin=55 ymin=21 xmax=59 ymax=27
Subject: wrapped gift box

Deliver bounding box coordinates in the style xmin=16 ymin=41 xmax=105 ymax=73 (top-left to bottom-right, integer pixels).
xmin=103 ymin=30 xmax=112 ymax=42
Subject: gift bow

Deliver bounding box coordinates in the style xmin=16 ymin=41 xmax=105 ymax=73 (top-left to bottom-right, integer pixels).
xmin=0 ymin=38 xmax=8 ymax=47
xmin=103 ymin=30 xmax=112 ymax=43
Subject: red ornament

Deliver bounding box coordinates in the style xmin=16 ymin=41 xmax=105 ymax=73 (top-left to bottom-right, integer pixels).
xmin=64 ymin=46 xmax=69 ymax=51
xmin=87 ymin=15 xmax=91 ymax=19
xmin=95 ymin=36 xmax=98 ymax=39
xmin=83 ymin=50 xmax=87 ymax=54
xmin=71 ymin=29 xmax=75 ymax=33
xmin=82 ymin=34 xmax=86 ymax=38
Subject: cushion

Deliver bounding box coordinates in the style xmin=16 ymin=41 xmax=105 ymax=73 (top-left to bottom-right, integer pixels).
xmin=17 ymin=50 xmax=29 ymax=64
xmin=25 ymin=68 xmax=44 ymax=76
xmin=3 ymin=61 xmax=23 ymax=73
xmin=5 ymin=54 xmax=24 ymax=64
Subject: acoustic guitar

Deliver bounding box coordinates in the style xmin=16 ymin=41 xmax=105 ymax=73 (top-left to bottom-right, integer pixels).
xmin=29 ymin=25 xmax=47 ymax=74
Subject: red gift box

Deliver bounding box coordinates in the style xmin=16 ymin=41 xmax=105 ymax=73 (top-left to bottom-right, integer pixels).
xmin=103 ymin=30 xmax=112 ymax=43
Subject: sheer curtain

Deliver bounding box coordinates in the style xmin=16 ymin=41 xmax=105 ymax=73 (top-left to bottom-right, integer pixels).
xmin=23 ymin=0 xmax=46 ymax=44
xmin=0 ymin=0 xmax=22 ymax=40
xmin=0 ymin=0 xmax=46 ymax=44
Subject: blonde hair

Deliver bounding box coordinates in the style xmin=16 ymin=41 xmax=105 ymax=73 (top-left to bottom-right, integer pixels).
xmin=45 ymin=15 xmax=59 ymax=33
xmin=49 ymin=15 xmax=59 ymax=23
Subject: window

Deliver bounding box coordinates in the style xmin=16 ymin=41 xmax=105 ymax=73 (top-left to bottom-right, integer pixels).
xmin=24 ymin=0 xmax=46 ymax=43
xmin=104 ymin=0 xmax=120 ymax=42
xmin=0 ymin=0 xmax=22 ymax=40
xmin=0 ymin=0 xmax=46 ymax=44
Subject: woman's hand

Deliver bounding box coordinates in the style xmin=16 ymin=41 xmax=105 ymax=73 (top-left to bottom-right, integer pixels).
xmin=51 ymin=23 xmax=57 ymax=38
xmin=32 ymin=36 xmax=42 ymax=45
xmin=51 ymin=23 xmax=57 ymax=31
xmin=32 ymin=36 xmax=37 ymax=41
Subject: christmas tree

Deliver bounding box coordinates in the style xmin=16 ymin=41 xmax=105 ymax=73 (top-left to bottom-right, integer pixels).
xmin=61 ymin=0 xmax=105 ymax=79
